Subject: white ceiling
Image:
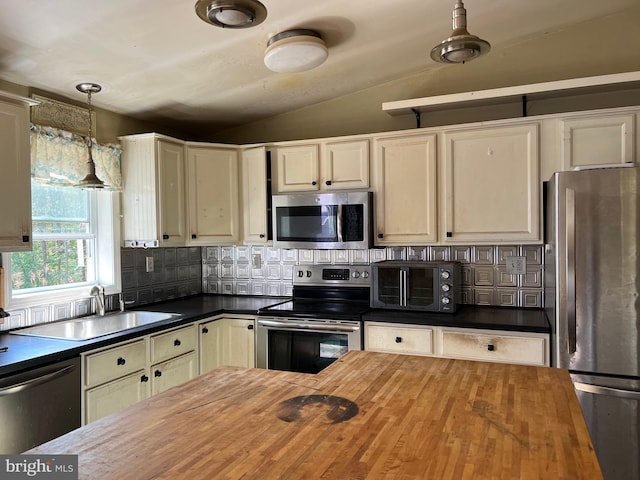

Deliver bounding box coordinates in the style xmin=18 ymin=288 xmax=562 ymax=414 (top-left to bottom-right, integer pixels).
xmin=0 ymin=0 xmax=638 ymax=136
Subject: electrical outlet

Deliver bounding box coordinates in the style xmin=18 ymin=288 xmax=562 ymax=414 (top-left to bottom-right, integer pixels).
xmin=145 ymin=256 xmax=154 ymax=273
xmin=505 ymin=256 xmax=526 ymax=275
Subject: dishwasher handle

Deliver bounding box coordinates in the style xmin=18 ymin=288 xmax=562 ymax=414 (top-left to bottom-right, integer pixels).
xmin=0 ymin=364 xmax=76 ymax=397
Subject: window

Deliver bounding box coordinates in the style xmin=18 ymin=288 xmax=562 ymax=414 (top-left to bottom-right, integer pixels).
xmin=3 ymin=181 xmax=120 ymax=309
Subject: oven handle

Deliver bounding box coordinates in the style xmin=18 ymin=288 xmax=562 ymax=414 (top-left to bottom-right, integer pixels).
xmin=258 ymin=319 xmax=359 ymax=333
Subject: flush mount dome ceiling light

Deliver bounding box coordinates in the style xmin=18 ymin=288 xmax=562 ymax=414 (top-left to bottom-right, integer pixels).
xmin=430 ymin=1 xmax=490 ymax=64
xmin=264 ymin=29 xmax=328 ymax=73
xmin=195 ymin=0 xmax=267 ymax=28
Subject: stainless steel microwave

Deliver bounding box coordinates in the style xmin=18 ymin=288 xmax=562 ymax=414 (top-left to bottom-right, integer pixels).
xmin=371 ymin=261 xmax=461 ymax=313
xmin=272 ymin=191 xmax=373 ymax=249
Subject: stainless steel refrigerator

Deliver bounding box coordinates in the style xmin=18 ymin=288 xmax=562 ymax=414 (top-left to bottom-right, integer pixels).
xmin=545 ymin=165 xmax=640 ymax=480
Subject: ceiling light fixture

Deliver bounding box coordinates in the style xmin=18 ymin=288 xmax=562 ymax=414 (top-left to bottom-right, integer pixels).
xmin=430 ymin=1 xmax=490 ymax=64
xmin=75 ymin=83 xmax=104 ymax=189
xmin=264 ymin=29 xmax=328 ymax=73
xmin=195 ymin=0 xmax=267 ymax=29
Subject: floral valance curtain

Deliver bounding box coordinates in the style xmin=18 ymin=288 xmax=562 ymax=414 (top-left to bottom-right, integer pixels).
xmin=30 ymin=124 xmax=123 ymax=190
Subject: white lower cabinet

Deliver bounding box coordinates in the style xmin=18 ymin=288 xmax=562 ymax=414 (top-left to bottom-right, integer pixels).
xmin=82 ymin=324 xmax=197 ymax=425
xmin=199 ymin=316 xmax=256 ymax=373
xmin=364 ymin=322 xmax=549 ymax=367
xmin=365 ymin=323 xmax=434 ymax=356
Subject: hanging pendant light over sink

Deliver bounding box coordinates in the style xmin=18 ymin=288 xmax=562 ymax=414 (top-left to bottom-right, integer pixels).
xmin=430 ymin=1 xmax=490 ymax=64
xmin=75 ymin=82 xmax=104 ymax=189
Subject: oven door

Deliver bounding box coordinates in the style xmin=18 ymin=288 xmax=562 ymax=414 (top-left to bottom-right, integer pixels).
xmin=256 ymin=317 xmax=362 ymax=374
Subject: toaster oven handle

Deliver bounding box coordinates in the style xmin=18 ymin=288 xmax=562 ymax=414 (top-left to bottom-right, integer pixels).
xmin=336 ymin=204 xmax=343 ymax=243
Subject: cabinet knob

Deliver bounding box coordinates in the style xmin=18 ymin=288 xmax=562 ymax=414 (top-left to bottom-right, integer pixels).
xmin=446 ymin=232 xmax=453 ymax=238
xmin=377 ymin=233 xmax=384 ymax=239
xmin=117 ymin=357 xmax=126 ymax=366
xmin=202 ymin=327 xmax=209 ymax=334
xmin=141 ymin=375 xmax=149 ymax=383
xmin=259 ymin=234 xmax=265 ymax=238
xmin=154 ymin=370 xmax=162 ymax=377
xmin=311 ymin=181 xmax=317 ymax=186
xmin=247 ymin=324 xmax=254 ymax=330
xmin=395 ymin=337 xmax=402 ymax=343
xmin=174 ymin=339 xmax=181 ymax=347
xmin=162 ymin=234 xmax=169 ymax=240
xmin=191 ymin=234 xmax=197 ymax=239
xmin=325 ymin=180 xmax=332 ymax=186
xmin=487 ymin=344 xmax=495 ymax=352
xmin=22 ymin=235 xmax=30 ymax=243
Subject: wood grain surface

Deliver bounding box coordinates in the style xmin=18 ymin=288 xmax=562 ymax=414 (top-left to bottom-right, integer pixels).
xmin=29 ymin=351 xmax=602 ymax=479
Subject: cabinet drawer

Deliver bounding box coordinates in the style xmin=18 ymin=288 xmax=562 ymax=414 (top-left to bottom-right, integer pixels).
xmin=365 ymin=324 xmax=433 ymax=356
xmin=84 ymin=339 xmax=147 ymax=388
xmin=150 ymin=324 xmax=196 ymax=364
xmin=85 ymin=370 xmax=150 ymax=424
xmin=441 ymin=330 xmax=547 ymax=366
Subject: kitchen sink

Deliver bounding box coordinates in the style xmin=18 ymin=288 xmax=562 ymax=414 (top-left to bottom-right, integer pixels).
xmin=10 ymin=311 xmax=182 ymax=341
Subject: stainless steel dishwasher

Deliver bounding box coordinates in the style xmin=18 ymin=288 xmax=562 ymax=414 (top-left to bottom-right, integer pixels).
xmin=0 ymin=356 xmax=81 ymax=453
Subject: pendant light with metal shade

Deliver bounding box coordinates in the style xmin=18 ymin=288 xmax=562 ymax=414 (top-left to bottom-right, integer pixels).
xmin=431 ymin=1 xmax=490 ymax=64
xmin=75 ymin=83 xmax=104 ymax=189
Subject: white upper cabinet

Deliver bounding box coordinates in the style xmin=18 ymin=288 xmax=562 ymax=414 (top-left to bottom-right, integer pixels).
xmin=120 ymin=134 xmax=187 ymax=247
xmin=0 ymin=93 xmax=35 ymax=252
xmin=274 ymin=139 xmax=370 ymax=193
xmin=441 ymin=123 xmax=541 ymax=244
xmin=274 ymin=144 xmax=319 ymax=192
xmin=560 ymin=112 xmax=635 ymax=169
xmin=372 ymin=133 xmax=438 ymax=245
xmin=186 ymin=144 xmax=240 ymax=245
xmin=321 ymin=139 xmax=369 ymax=190
xmin=240 ymin=146 xmax=268 ymax=244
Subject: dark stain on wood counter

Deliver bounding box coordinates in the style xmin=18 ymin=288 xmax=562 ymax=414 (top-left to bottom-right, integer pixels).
xmin=28 ymin=351 xmax=602 ymax=479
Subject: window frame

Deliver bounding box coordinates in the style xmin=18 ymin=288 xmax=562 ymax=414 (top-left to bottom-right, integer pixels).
xmin=2 ymin=189 xmax=121 ymax=310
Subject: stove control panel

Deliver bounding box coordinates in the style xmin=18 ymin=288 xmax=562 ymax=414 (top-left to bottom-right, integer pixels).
xmin=293 ymin=265 xmax=371 ymax=286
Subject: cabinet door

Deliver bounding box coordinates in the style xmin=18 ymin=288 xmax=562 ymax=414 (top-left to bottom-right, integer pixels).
xmin=186 ymin=146 xmax=239 ymax=245
xmin=85 ymin=370 xmax=150 ymax=424
xmin=0 ymin=99 xmax=31 ymax=251
xmin=151 ymin=351 xmax=198 ymax=395
xmin=322 ymin=139 xmax=369 ymax=190
xmin=365 ymin=323 xmax=434 ymax=356
xmin=157 ymin=139 xmax=187 ymax=246
xmin=441 ymin=123 xmax=540 ymax=243
xmin=274 ymin=145 xmax=319 ymax=192
xmin=560 ymin=113 xmax=634 ymax=169
xmin=372 ymin=134 xmax=438 ymax=245
xmin=199 ymin=317 xmax=256 ymax=373
xmin=241 ymin=147 xmax=268 ymax=243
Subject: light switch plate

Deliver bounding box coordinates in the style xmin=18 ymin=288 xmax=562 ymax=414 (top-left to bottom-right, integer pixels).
xmin=505 ymin=256 xmax=526 ymax=275
xmin=145 ymin=256 xmax=154 ymax=273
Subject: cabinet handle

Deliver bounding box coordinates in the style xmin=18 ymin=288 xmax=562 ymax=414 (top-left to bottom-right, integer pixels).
xmin=154 ymin=370 xmax=162 ymax=377
xmin=191 ymin=234 xmax=197 ymax=239
xmin=325 ymin=180 xmax=332 ymax=186
xmin=141 ymin=375 xmax=149 ymax=383
xmin=377 ymin=233 xmax=384 ymax=239
xmin=247 ymin=324 xmax=254 ymax=330
xmin=202 ymin=327 xmax=209 ymax=334
xmin=259 ymin=234 xmax=265 ymax=238
xmin=174 ymin=339 xmax=181 ymax=347
xmin=487 ymin=344 xmax=495 ymax=352
xmin=395 ymin=337 xmax=402 ymax=343
xmin=311 ymin=181 xmax=317 ymax=186
xmin=117 ymin=357 xmax=126 ymax=366
xmin=162 ymin=234 xmax=169 ymax=240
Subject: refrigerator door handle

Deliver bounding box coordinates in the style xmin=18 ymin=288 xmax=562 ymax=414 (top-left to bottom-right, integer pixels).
xmin=566 ymin=187 xmax=577 ymax=354
xmin=574 ymin=382 xmax=640 ymax=400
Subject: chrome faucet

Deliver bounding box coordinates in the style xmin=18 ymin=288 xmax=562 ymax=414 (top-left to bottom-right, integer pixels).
xmin=90 ymin=285 xmax=105 ymax=316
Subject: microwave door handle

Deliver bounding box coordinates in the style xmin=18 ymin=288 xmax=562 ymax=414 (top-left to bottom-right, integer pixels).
xmin=336 ymin=204 xmax=343 ymax=242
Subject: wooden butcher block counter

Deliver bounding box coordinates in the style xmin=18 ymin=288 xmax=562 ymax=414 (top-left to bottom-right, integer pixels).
xmin=29 ymin=351 xmax=602 ymax=479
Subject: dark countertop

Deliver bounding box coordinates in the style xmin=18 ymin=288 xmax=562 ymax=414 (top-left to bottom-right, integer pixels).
xmin=0 ymin=295 xmax=549 ymax=377
xmin=362 ymin=305 xmax=550 ymax=334
xmin=0 ymin=294 xmax=289 ymax=376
